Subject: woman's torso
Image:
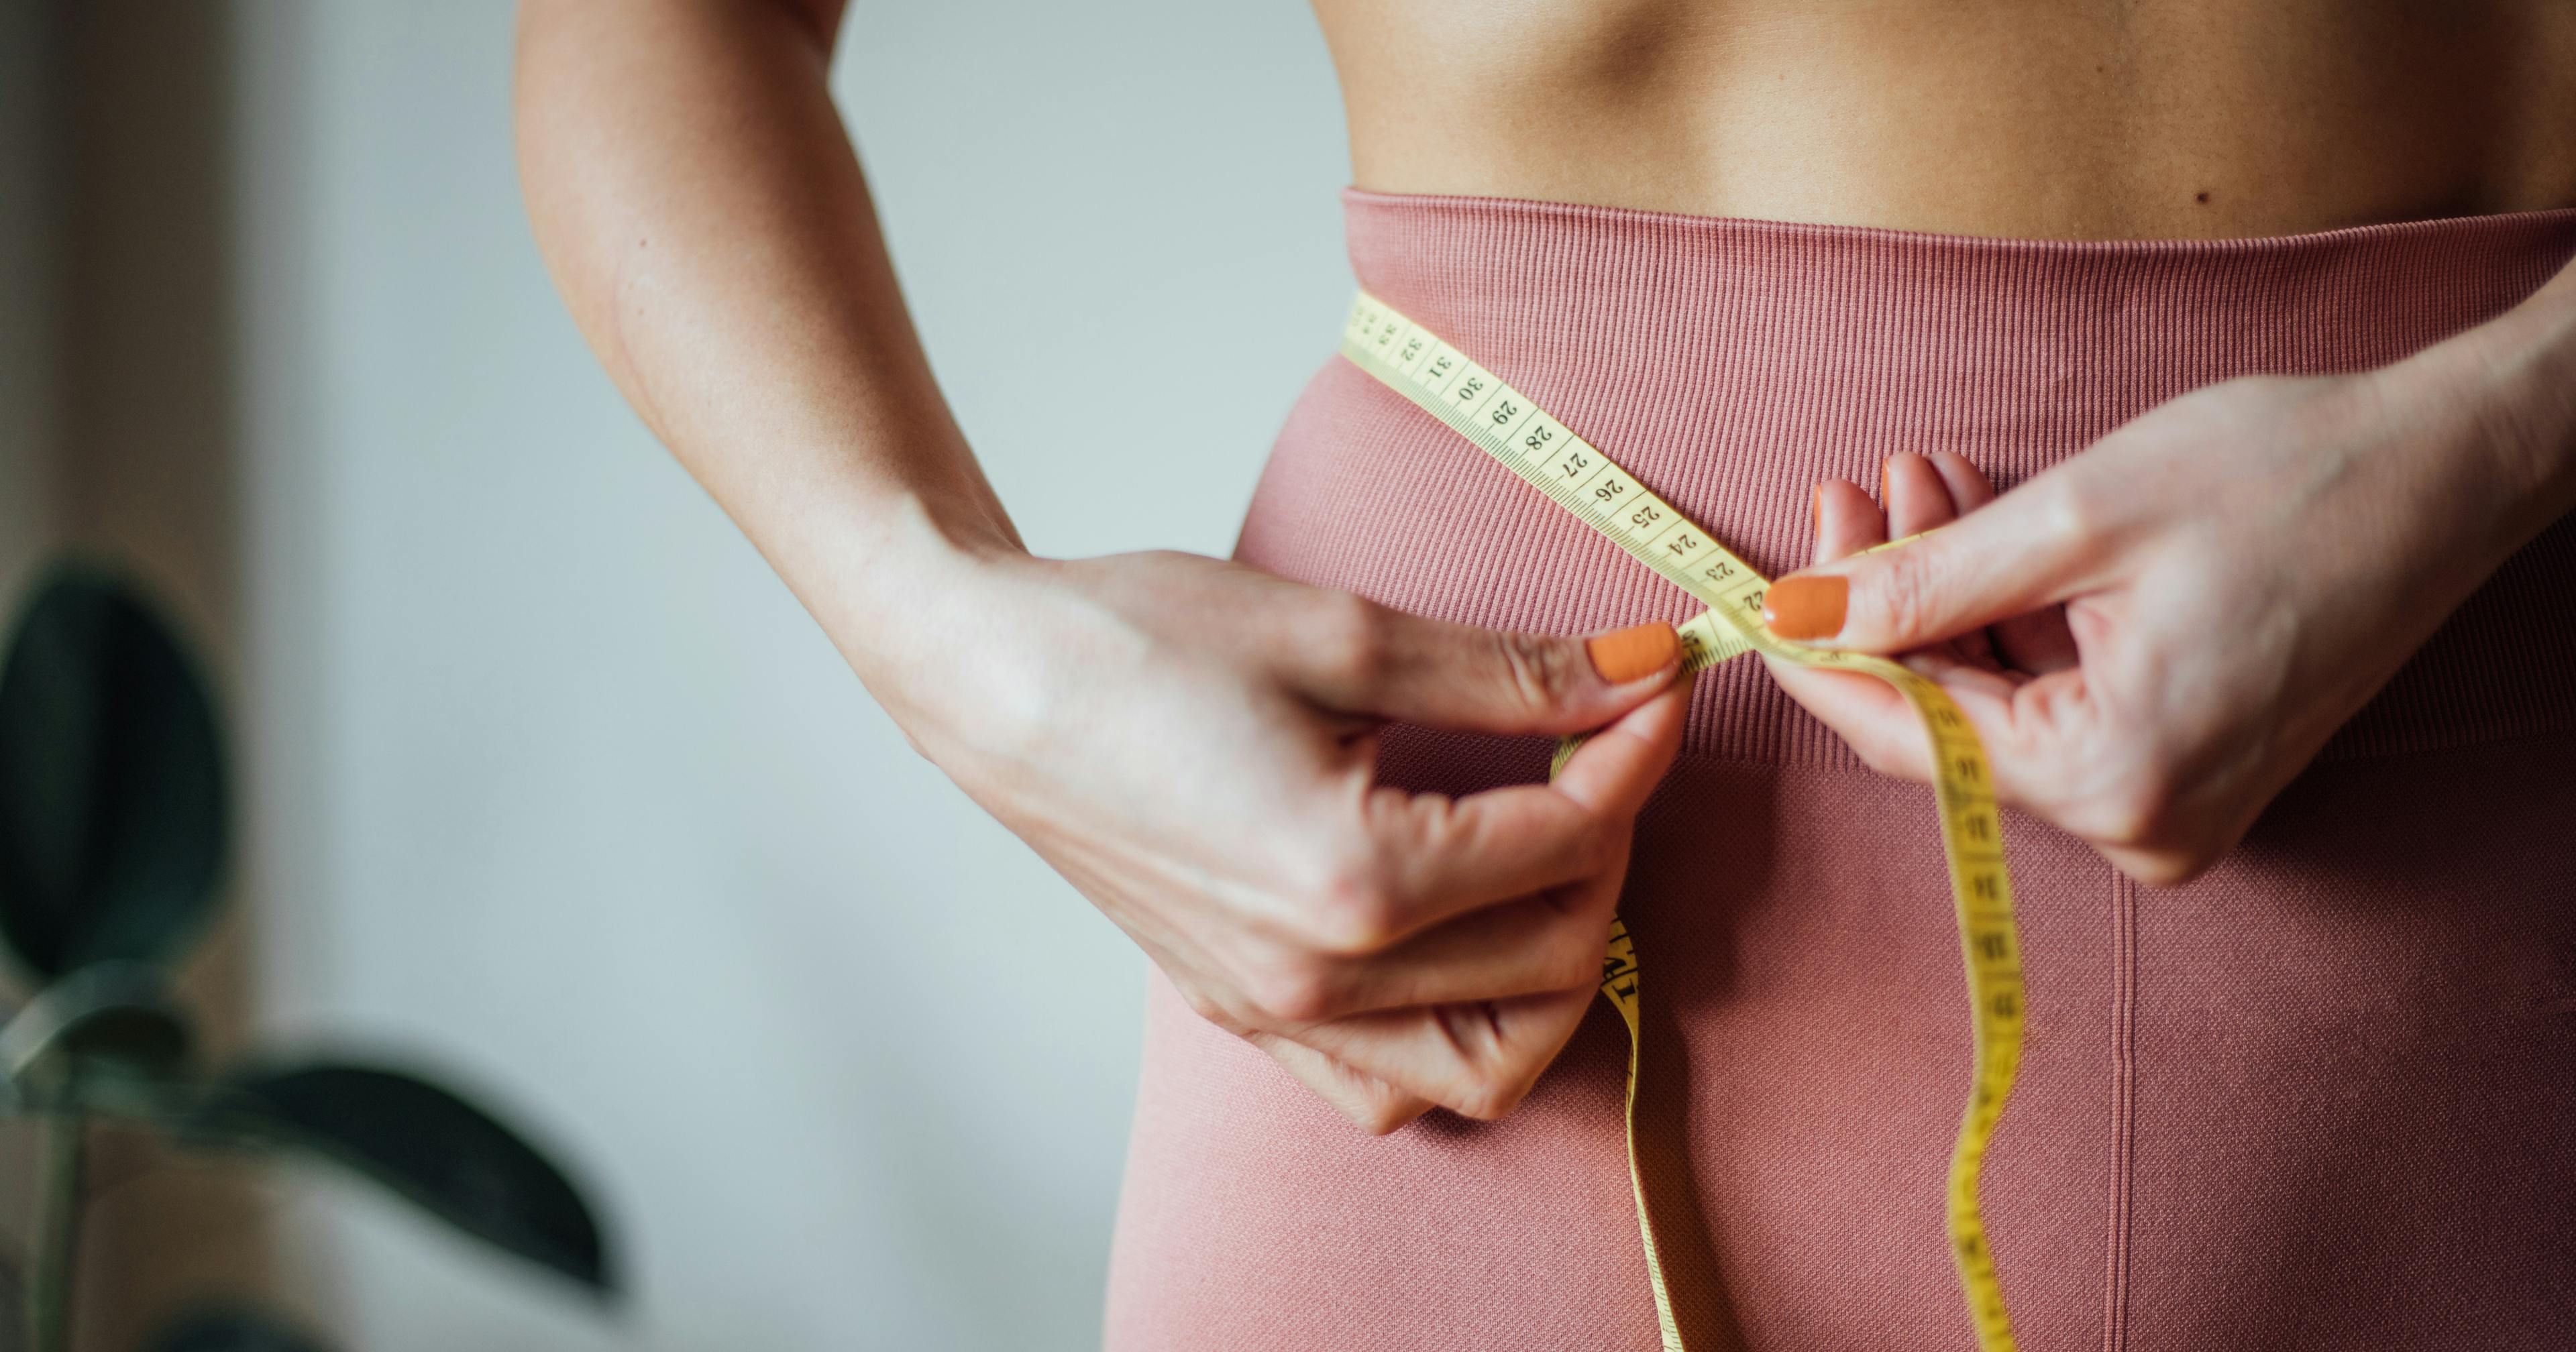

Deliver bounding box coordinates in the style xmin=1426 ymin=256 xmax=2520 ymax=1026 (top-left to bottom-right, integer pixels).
xmin=1109 ymin=192 xmax=2576 ymax=1349
xmin=1314 ymin=0 xmax=2576 ymax=240
xmin=1104 ymin=12 xmax=2576 ymax=1348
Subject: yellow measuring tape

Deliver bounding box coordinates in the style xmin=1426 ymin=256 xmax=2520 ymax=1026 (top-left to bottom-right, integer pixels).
xmin=1339 ymin=292 xmax=2029 ymax=1351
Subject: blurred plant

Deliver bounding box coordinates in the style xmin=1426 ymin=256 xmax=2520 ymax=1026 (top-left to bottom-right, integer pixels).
xmin=0 ymin=562 xmax=616 ymax=1352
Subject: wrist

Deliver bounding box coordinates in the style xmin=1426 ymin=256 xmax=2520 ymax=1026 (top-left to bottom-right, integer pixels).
xmin=2375 ymin=278 xmax=2576 ymax=550
xmin=2514 ymin=280 xmax=2576 ymax=506
xmin=782 ymin=486 xmax=1038 ymax=694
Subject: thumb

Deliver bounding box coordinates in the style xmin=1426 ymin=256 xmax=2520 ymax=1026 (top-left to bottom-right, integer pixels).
xmin=1293 ymin=602 xmax=1683 ymax=736
xmin=1762 ymin=477 xmax=2092 ymax=653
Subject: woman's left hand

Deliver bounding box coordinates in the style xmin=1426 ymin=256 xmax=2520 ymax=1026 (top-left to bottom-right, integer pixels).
xmin=1761 ymin=361 xmax=2556 ymax=884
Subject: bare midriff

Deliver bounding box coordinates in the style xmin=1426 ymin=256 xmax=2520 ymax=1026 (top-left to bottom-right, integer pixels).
xmin=1314 ymin=0 xmax=2576 ymax=240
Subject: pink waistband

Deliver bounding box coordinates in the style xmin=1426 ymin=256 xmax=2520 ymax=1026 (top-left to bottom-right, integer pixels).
xmin=1330 ymin=189 xmax=2576 ymax=762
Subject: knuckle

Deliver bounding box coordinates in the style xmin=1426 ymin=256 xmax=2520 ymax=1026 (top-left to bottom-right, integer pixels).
xmin=1307 ymin=592 xmax=1391 ymax=687
xmin=1179 ymin=984 xmax=1244 ymax=1034
xmin=1870 ymin=552 xmax=1938 ymax=642
xmin=1354 ymin=1103 xmax=1415 ymax=1136
xmin=2036 ymin=474 xmax=2108 ymax=549
xmin=2101 ymin=815 xmax=2228 ymax=887
xmin=1308 ymin=834 xmax=1411 ymax=948
xmin=1573 ymin=816 xmax=1625 ymax=875
xmin=2086 ymin=756 xmax=2184 ymax=853
xmin=1856 ymin=742 xmax=1914 ymax=781
xmin=1546 ymin=927 xmax=1607 ymax=993
xmin=1450 ymin=1074 xmax=1529 ymax=1123
xmin=2127 ymin=850 xmax=2213 ymax=888
xmin=1489 ymin=630 xmax=1582 ymax=712
xmin=2090 ymin=786 xmax=2161 ymax=850
xmin=1840 ymin=720 xmax=1924 ymax=781
xmin=1305 ymin=863 xmax=1401 ymax=955
xmin=1244 ymin=960 xmax=1338 ymax=1026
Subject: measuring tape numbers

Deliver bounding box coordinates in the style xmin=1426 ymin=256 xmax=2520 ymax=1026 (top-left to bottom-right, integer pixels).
xmin=1338 ymin=292 xmax=2029 ymax=1352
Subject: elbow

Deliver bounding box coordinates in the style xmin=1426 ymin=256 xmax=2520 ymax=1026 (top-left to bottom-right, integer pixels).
xmin=762 ymin=0 xmax=850 ymax=54
xmin=515 ymin=0 xmax=847 ymax=63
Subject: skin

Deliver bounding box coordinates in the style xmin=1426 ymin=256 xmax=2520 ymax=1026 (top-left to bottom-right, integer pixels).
xmin=1773 ymin=320 xmax=2576 ymax=886
xmin=513 ymin=0 xmax=2576 ymax=1134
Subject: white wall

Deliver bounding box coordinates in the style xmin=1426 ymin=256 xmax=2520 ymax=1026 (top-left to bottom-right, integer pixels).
xmin=221 ymin=3 xmax=1351 ymax=1349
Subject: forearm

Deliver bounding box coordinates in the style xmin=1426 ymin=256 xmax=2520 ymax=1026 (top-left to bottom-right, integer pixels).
xmin=513 ymin=0 xmax=1021 ymax=689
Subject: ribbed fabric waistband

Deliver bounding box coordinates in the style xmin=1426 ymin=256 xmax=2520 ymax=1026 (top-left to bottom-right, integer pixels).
xmin=1339 ymin=189 xmax=2576 ymax=762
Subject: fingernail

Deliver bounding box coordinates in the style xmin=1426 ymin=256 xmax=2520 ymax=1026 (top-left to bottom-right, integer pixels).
xmin=1586 ymin=621 xmax=1680 ymax=683
xmin=1764 ymin=575 xmax=1847 ymax=640
xmin=1810 ymin=484 xmax=1825 ymax=539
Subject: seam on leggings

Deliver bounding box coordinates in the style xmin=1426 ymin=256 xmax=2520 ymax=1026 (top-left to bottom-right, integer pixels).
xmin=2101 ymin=869 xmax=2138 ymax=1352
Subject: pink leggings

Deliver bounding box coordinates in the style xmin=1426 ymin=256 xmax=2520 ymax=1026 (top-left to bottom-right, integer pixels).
xmin=1104 ymin=191 xmax=2576 ymax=1351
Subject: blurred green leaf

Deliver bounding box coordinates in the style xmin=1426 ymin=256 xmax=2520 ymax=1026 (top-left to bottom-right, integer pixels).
xmin=182 ymin=1062 xmax=614 ymax=1296
xmin=0 ymin=963 xmax=193 ymax=1111
xmin=142 ymin=1305 xmax=331 ymax=1352
xmin=0 ymin=563 xmax=227 ymax=978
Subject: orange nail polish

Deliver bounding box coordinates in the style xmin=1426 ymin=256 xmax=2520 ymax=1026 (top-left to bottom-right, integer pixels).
xmin=1811 ymin=484 xmax=1825 ymax=539
xmin=1764 ymin=575 xmax=1848 ymax=640
xmin=1586 ymin=621 xmax=1681 ymax=683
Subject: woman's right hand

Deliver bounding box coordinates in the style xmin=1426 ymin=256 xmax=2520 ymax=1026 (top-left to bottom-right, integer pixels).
xmin=877 ymin=549 xmax=1688 ymax=1133
xmin=513 ymin=0 xmax=1684 ymax=1135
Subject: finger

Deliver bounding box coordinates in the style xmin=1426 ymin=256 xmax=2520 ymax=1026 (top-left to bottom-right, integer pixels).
xmin=1781 ymin=480 xmax=1920 ymax=767
xmin=1353 ymin=683 xmax=1685 ymax=940
xmin=1764 ymin=601 xmax=2026 ymax=786
xmin=1884 ymin=454 xmax=1997 ymax=667
xmin=1920 ymin=453 xmax=2075 ymax=673
xmin=1542 ymin=680 xmax=1690 ymax=817
xmin=1307 ymin=900 xmax=1613 ymax=1020
xmin=1249 ymin=1032 xmax=1434 ymax=1135
xmin=1813 ymin=480 xmax=1886 ymax=564
xmin=1994 ymin=604 xmax=2083 ymax=674
xmin=1924 ymin=450 xmax=1997 ymax=514
xmin=1898 ymin=646 xmax=2024 ymax=701
xmin=1294 ymin=986 xmax=1597 ymax=1121
xmin=1882 ymin=453 xmax=1961 ymax=540
xmin=1315 ymin=867 xmax=1625 ymax=1016
xmin=1774 ymin=642 xmax=2086 ymax=815
xmin=1288 ymin=597 xmax=1681 ymax=736
xmin=1764 ymin=649 xmax=1933 ymax=779
xmin=1761 ymin=471 xmax=2100 ymax=653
